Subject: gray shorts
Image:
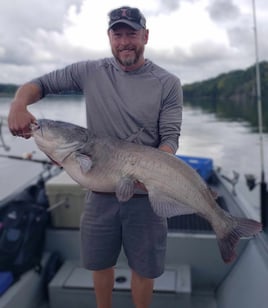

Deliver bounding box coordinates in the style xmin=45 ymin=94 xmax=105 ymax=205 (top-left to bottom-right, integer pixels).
xmin=80 ymin=192 xmax=167 ymax=279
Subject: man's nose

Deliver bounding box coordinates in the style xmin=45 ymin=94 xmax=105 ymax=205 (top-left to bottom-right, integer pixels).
xmin=119 ymin=34 xmax=131 ymax=44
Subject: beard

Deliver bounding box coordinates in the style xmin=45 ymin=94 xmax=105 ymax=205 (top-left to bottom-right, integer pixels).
xmin=112 ymin=45 xmax=144 ymax=68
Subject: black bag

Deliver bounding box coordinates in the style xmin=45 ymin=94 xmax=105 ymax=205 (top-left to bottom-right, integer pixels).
xmin=0 ymin=200 xmax=48 ymax=277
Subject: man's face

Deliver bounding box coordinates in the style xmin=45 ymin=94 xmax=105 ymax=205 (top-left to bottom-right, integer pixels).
xmin=108 ymin=24 xmax=149 ymax=71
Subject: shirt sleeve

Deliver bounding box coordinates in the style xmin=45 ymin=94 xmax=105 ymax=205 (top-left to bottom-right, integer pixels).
xmin=158 ymin=77 xmax=183 ymax=153
xmin=30 ymin=62 xmax=86 ymax=97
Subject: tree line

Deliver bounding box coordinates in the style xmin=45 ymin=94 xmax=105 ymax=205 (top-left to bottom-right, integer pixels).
xmin=183 ymin=61 xmax=268 ymax=131
xmin=0 ymin=84 xmax=18 ymax=96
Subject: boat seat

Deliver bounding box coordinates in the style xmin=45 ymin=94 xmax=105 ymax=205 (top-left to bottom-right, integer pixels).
xmin=0 ymin=254 xmax=50 ymax=308
xmin=49 ymin=260 xmax=191 ymax=308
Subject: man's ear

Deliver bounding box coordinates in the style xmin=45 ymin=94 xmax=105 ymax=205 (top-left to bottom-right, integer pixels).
xmin=144 ymin=29 xmax=149 ymax=44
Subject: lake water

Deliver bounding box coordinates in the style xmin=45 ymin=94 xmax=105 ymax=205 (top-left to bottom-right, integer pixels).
xmin=1 ymin=96 xmax=268 ymax=220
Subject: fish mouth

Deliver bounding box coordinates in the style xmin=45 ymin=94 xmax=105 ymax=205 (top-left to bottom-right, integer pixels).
xmin=30 ymin=121 xmax=43 ymax=136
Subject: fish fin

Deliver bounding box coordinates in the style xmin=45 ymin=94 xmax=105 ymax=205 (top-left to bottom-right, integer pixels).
xmin=116 ymin=176 xmax=135 ymax=202
xmin=148 ymin=191 xmax=196 ymax=218
xmin=217 ymin=217 xmax=262 ymax=263
xmin=75 ymin=153 xmax=93 ymax=174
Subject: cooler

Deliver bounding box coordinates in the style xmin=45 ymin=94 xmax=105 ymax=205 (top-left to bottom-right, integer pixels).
xmin=45 ymin=171 xmax=86 ymax=228
xmin=177 ymin=155 xmax=213 ymax=181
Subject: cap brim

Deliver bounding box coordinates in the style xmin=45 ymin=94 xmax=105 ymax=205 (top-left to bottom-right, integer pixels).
xmin=108 ymin=19 xmax=142 ymax=30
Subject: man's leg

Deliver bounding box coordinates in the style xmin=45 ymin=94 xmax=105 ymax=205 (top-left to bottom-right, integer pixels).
xmin=121 ymin=197 xmax=167 ymax=307
xmin=131 ymin=270 xmax=154 ymax=308
xmin=81 ymin=193 xmax=122 ymax=307
xmin=93 ymin=267 xmax=114 ymax=308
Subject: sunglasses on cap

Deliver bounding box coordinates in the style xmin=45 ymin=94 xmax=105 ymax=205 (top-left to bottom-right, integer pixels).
xmin=108 ymin=7 xmax=146 ymax=29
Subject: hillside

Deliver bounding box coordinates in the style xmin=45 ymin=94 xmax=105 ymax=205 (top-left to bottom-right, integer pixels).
xmin=183 ymin=61 xmax=268 ymax=130
xmin=0 ymin=84 xmax=18 ymax=96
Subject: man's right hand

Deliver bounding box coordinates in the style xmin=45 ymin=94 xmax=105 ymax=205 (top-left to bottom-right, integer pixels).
xmin=8 ymin=101 xmax=36 ymax=139
xmin=7 ymin=83 xmax=41 ymax=139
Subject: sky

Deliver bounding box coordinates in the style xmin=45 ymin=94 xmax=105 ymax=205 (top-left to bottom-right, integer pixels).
xmin=0 ymin=0 xmax=268 ymax=86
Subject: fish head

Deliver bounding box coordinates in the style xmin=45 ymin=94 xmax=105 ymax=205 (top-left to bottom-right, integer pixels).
xmin=31 ymin=119 xmax=89 ymax=164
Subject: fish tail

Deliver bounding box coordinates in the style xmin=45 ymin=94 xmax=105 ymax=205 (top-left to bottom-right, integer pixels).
xmin=217 ymin=217 xmax=262 ymax=263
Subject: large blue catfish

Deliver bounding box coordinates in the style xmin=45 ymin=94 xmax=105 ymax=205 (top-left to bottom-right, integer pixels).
xmin=32 ymin=119 xmax=262 ymax=263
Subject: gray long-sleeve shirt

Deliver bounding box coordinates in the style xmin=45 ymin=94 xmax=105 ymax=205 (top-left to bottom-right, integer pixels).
xmin=32 ymin=57 xmax=183 ymax=152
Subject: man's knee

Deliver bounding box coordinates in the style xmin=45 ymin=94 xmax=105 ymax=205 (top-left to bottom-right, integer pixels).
xmin=131 ymin=269 xmax=154 ymax=284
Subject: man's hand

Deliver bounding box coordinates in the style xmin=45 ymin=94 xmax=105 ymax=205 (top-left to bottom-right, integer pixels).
xmin=8 ymin=102 xmax=36 ymax=139
xmin=8 ymin=83 xmax=41 ymax=138
xmin=134 ymin=180 xmax=147 ymax=192
xmin=158 ymin=144 xmax=175 ymax=154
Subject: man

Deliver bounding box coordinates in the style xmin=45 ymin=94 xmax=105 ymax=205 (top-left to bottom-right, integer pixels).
xmin=8 ymin=6 xmax=183 ymax=308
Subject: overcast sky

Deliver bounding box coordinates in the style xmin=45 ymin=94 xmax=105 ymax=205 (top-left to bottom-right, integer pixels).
xmin=0 ymin=0 xmax=267 ymax=85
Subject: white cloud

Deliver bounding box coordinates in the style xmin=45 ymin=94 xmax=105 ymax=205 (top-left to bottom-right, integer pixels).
xmin=0 ymin=0 xmax=267 ymax=85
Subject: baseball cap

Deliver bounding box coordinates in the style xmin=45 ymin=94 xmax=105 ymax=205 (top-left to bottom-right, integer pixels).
xmin=108 ymin=6 xmax=146 ymax=30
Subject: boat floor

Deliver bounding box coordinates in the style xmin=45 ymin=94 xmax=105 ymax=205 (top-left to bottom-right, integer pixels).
xmin=47 ymin=260 xmax=192 ymax=308
xmin=0 ymin=226 xmax=262 ymax=308
xmin=40 ymin=258 xmax=216 ymax=308
xmin=39 ymin=294 xmax=216 ymax=308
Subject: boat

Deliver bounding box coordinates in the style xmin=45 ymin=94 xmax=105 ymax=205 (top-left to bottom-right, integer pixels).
xmin=0 ymin=116 xmax=10 ymax=152
xmin=0 ymin=146 xmax=267 ymax=308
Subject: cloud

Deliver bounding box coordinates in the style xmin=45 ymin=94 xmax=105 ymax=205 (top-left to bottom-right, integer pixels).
xmin=0 ymin=0 xmax=83 ymax=67
xmin=0 ymin=0 xmax=83 ymax=33
xmin=147 ymin=38 xmax=240 ymax=84
xmin=156 ymin=0 xmax=203 ymax=14
xmin=207 ymin=0 xmax=240 ymax=23
xmin=0 ymin=0 xmax=268 ymax=85
xmin=158 ymin=0 xmax=181 ymax=13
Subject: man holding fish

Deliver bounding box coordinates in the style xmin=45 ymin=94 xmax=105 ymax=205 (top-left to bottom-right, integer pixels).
xmin=8 ymin=6 xmax=183 ymax=308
